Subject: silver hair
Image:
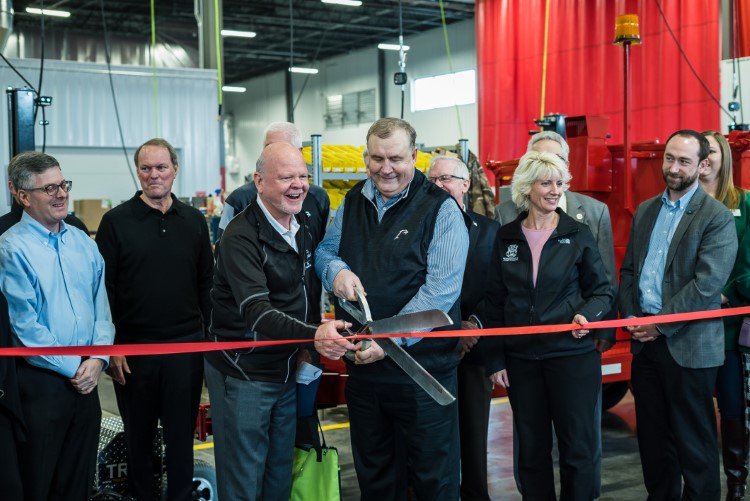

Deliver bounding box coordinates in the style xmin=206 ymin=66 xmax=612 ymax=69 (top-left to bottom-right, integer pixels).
xmin=263 ymin=122 xmax=303 ymax=149
xmin=527 ymin=131 xmax=570 ymax=162
xmin=427 ymin=155 xmax=470 ymax=180
xmin=8 ymin=151 xmax=61 ymax=190
xmin=511 ymin=151 xmax=572 ymax=211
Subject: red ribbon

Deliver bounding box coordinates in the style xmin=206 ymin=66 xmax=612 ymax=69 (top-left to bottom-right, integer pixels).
xmin=3 ymin=306 xmax=750 ymax=357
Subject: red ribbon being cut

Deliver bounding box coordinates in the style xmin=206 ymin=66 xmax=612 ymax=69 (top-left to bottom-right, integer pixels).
xmin=3 ymin=305 xmax=750 ymax=357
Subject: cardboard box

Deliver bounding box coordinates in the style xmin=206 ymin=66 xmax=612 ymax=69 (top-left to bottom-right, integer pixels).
xmin=73 ymin=199 xmax=110 ymax=234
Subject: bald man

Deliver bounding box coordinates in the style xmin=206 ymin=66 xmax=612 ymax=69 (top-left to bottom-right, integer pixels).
xmin=205 ymin=142 xmax=351 ymax=500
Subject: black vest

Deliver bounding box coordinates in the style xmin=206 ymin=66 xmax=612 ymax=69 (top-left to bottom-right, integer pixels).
xmin=338 ymin=170 xmax=461 ymax=382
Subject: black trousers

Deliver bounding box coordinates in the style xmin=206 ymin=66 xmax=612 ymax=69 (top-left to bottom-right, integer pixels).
xmin=17 ymin=361 xmax=101 ymax=501
xmin=506 ymin=350 xmax=601 ymax=501
xmin=114 ymin=351 xmax=204 ymax=501
xmin=631 ymin=337 xmax=720 ymax=501
xmin=457 ymin=361 xmax=493 ymax=501
xmin=0 ymin=406 xmax=23 ymax=499
xmin=346 ymin=372 xmax=460 ymax=501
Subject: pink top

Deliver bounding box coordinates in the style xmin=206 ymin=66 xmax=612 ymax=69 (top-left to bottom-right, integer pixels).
xmin=521 ymin=226 xmax=554 ymax=286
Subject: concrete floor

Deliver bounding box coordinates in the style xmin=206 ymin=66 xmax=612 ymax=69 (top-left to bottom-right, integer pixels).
xmin=97 ymin=374 xmax=729 ymax=500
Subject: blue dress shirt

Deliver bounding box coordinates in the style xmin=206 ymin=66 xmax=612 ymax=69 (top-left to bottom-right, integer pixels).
xmin=639 ymin=184 xmax=699 ymax=314
xmin=0 ymin=212 xmax=115 ymax=377
xmin=315 ymin=176 xmax=469 ymax=346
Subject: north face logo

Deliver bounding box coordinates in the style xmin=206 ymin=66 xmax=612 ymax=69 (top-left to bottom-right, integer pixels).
xmin=502 ymin=244 xmax=519 ymax=262
xmin=558 ymin=238 xmax=570 ymax=244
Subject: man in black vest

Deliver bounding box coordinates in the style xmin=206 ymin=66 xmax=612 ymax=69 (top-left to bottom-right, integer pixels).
xmin=315 ymin=118 xmax=469 ymax=500
xmin=427 ymin=155 xmax=500 ymax=501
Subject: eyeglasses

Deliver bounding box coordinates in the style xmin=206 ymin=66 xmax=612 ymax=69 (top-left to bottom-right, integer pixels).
xmin=22 ymin=180 xmax=72 ymax=196
xmin=427 ymin=174 xmax=467 ymax=184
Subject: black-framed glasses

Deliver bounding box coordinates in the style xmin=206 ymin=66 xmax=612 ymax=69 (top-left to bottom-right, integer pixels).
xmin=427 ymin=174 xmax=467 ymax=184
xmin=22 ymin=180 xmax=72 ymax=196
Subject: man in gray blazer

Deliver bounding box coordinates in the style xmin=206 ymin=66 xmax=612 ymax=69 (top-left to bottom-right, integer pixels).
xmin=496 ymin=131 xmax=616 ymax=499
xmin=619 ymin=129 xmax=737 ymax=499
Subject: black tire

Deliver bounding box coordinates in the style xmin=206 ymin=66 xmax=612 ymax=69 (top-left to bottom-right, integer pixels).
xmin=602 ymin=381 xmax=629 ymax=411
xmin=192 ymin=461 xmax=218 ymax=501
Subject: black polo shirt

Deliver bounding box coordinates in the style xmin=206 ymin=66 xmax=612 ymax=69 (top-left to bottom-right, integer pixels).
xmin=95 ymin=192 xmax=213 ymax=342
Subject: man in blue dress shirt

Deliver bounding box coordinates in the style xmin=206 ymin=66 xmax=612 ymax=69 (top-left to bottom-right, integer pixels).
xmin=619 ymin=130 xmax=738 ymax=499
xmin=0 ymin=151 xmax=115 ymax=501
xmin=315 ymin=118 xmax=469 ymax=500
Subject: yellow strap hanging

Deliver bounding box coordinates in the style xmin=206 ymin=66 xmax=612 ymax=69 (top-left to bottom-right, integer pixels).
xmin=540 ymin=0 xmax=550 ymax=122
xmin=438 ymin=0 xmax=463 ymax=138
xmin=151 ymin=0 xmax=158 ymax=136
xmin=214 ymin=0 xmax=223 ymax=114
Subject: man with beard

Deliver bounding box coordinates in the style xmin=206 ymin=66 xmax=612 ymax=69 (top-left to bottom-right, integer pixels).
xmin=619 ymin=129 xmax=737 ymax=499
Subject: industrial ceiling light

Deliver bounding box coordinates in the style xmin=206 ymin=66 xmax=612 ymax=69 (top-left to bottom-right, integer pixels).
xmin=289 ymin=67 xmax=319 ymax=74
xmin=221 ymin=29 xmax=257 ymax=38
xmin=321 ymin=0 xmax=363 ymax=6
xmin=378 ymin=43 xmax=410 ymax=51
xmin=222 ymin=86 xmax=247 ymax=93
xmin=25 ymin=7 xmax=71 ymax=18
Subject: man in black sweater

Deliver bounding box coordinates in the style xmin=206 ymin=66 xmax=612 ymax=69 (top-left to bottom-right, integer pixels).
xmin=95 ymin=138 xmax=214 ymax=501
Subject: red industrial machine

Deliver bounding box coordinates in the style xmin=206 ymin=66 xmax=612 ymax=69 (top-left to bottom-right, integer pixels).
xmin=486 ymin=114 xmax=750 ymax=409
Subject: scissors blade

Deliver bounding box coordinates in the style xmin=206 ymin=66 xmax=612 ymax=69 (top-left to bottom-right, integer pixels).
xmin=337 ymin=286 xmax=372 ymax=326
xmin=365 ymin=310 xmax=455 ymax=406
xmin=378 ymin=337 xmax=456 ymax=406
xmin=366 ymin=309 xmax=452 ymax=335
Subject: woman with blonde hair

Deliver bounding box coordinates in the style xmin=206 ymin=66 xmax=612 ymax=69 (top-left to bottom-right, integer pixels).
xmin=701 ymin=130 xmax=750 ymax=501
xmin=481 ymin=151 xmax=613 ymax=500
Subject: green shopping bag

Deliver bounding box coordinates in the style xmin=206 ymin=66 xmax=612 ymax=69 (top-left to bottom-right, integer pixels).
xmin=289 ymin=424 xmax=341 ymax=501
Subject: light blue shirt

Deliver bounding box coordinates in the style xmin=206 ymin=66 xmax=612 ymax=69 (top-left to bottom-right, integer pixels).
xmin=0 ymin=212 xmax=115 ymax=377
xmin=639 ymin=184 xmax=699 ymax=314
xmin=315 ymin=176 xmax=469 ymax=346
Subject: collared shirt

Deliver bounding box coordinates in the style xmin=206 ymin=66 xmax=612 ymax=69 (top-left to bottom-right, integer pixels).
xmin=315 ymin=176 xmax=468 ymax=346
xmin=256 ymin=195 xmax=300 ymax=252
xmin=0 ymin=212 xmax=114 ymax=377
xmin=95 ymin=192 xmax=213 ymax=342
xmin=639 ymin=184 xmax=700 ymax=313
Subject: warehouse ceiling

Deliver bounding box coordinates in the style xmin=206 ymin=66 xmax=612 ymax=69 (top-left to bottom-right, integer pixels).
xmin=10 ymin=0 xmax=475 ymax=84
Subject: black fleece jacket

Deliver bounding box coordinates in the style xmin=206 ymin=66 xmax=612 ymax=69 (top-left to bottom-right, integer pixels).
xmin=482 ymin=208 xmax=613 ymax=374
xmin=206 ymin=199 xmax=321 ymax=382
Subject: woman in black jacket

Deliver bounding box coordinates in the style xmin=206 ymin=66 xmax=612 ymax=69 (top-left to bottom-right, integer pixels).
xmin=483 ymin=151 xmax=613 ymax=500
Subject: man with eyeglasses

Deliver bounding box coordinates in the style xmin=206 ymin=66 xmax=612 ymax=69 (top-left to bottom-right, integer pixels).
xmin=495 ymin=130 xmax=616 ymax=500
xmin=205 ymin=142 xmax=350 ymax=499
xmin=315 ymin=118 xmax=469 ymax=499
xmin=427 ymin=155 xmax=500 ymax=501
xmin=0 ymin=169 xmax=91 ymax=499
xmin=0 ymin=151 xmax=115 ymax=501
xmin=95 ymin=138 xmax=213 ymax=501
